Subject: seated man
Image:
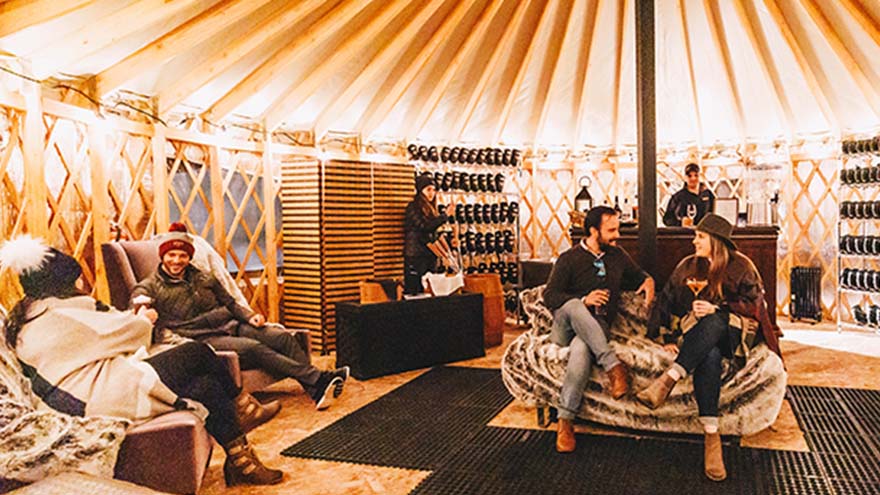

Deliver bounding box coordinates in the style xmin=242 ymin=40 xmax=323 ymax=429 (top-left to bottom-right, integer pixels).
xmin=543 ymin=206 xmax=654 ymax=453
xmin=132 ymin=223 xmax=349 ymax=410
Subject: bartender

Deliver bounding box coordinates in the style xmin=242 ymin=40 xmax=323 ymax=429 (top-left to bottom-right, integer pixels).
xmin=404 ymin=173 xmax=451 ymax=294
xmin=663 ymin=162 xmax=715 ymax=227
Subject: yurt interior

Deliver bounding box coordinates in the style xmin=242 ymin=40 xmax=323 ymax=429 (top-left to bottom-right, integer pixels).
xmin=1 ymin=0 xmax=879 ymax=494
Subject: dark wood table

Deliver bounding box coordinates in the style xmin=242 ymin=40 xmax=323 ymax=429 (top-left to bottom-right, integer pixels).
xmin=571 ymin=226 xmax=779 ymax=325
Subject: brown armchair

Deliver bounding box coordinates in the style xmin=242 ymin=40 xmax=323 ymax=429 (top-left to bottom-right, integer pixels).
xmin=101 ymin=239 xmax=311 ymax=392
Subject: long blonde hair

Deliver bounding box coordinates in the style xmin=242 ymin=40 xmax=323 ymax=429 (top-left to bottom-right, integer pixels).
xmin=705 ymin=234 xmax=732 ymax=301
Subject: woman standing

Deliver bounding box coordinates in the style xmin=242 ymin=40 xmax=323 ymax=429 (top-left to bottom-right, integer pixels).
xmin=0 ymin=235 xmax=284 ymax=486
xmin=638 ymin=214 xmax=781 ymax=481
xmin=404 ymin=173 xmax=451 ymax=294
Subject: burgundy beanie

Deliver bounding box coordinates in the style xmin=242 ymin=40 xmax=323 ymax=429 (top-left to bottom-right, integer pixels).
xmin=159 ymin=222 xmax=195 ymax=258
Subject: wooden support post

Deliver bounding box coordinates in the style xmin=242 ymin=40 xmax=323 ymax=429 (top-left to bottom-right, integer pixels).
xmin=206 ymin=124 xmax=225 ymax=258
xmin=151 ymin=123 xmax=169 ymax=233
xmin=263 ymin=128 xmax=279 ymax=322
xmin=636 ymin=0 xmax=657 ymax=275
xmin=22 ymin=75 xmax=47 ymax=235
xmin=88 ymin=124 xmax=110 ymax=301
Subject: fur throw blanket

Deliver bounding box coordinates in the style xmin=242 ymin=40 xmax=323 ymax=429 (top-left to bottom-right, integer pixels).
xmin=0 ymin=317 xmax=128 ymax=483
xmin=501 ymin=286 xmax=787 ymax=435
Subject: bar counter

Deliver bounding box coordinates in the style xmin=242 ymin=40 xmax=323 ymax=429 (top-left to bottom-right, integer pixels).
xmin=571 ymin=226 xmax=779 ymax=325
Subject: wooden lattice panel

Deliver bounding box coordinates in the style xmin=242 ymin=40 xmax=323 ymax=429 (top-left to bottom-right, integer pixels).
xmin=105 ymin=130 xmax=155 ymax=240
xmin=166 ymin=140 xmax=215 ymax=240
xmin=321 ymin=160 xmax=374 ymax=353
xmin=280 ymin=159 xmax=323 ymax=350
xmin=0 ymin=108 xmax=26 ymax=309
xmin=372 ymin=162 xmax=412 ymax=279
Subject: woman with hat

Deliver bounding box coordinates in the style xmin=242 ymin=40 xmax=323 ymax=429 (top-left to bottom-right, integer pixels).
xmin=663 ymin=162 xmax=715 ymax=227
xmin=404 ymin=173 xmax=452 ymax=294
xmin=0 ymin=236 xmax=284 ymax=486
xmin=638 ymin=214 xmax=782 ymax=482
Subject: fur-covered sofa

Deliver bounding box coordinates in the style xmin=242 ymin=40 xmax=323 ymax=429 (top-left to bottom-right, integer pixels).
xmin=501 ymin=285 xmax=787 ymax=435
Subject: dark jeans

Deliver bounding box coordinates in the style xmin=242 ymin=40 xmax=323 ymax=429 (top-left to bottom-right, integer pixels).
xmin=203 ymin=323 xmax=321 ymax=388
xmin=146 ymin=342 xmax=242 ymax=445
xmin=674 ymin=313 xmax=733 ymax=418
xmin=404 ymin=255 xmax=436 ymax=295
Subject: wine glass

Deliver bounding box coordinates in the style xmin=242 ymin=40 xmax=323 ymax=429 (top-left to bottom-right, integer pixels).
xmin=685 ymin=203 xmax=698 ymax=226
xmin=686 ymin=277 xmax=708 ymax=299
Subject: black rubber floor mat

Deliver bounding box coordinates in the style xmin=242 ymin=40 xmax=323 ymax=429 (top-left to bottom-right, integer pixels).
xmin=281 ymin=366 xmax=513 ymax=470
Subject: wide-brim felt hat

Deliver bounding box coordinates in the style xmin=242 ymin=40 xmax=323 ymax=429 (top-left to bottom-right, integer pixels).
xmin=695 ymin=213 xmax=736 ymax=250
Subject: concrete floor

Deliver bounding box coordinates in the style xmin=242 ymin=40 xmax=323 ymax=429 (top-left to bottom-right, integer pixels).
xmin=199 ymin=321 xmax=879 ymax=495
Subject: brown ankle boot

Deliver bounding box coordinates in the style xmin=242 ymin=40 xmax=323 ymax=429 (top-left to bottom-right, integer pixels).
xmin=635 ymin=373 xmax=676 ymax=409
xmin=556 ymin=419 xmax=576 ymax=453
xmin=223 ymin=436 xmax=284 ymax=486
xmin=704 ymin=432 xmax=727 ymax=481
xmin=236 ymin=392 xmax=281 ymax=433
xmin=606 ymin=363 xmax=630 ymax=399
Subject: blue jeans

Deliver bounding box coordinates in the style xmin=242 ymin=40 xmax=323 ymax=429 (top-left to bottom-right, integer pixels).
xmin=550 ymin=298 xmax=619 ymax=420
xmin=674 ymin=312 xmax=732 ymax=418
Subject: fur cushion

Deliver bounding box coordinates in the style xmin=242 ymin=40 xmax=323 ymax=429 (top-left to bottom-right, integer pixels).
xmin=501 ymin=286 xmax=787 ymax=435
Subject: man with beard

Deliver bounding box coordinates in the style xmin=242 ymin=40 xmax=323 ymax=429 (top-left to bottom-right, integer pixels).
xmin=543 ymin=206 xmax=654 ymax=452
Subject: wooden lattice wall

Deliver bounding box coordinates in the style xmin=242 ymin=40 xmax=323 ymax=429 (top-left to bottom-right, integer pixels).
xmin=280 ymin=159 xmax=413 ymax=354
xmin=0 ymin=94 xmax=287 ymax=321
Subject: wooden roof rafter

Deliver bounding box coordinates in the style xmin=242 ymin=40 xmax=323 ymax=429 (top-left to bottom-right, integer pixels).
xmin=0 ymin=0 xmax=92 ymax=39
xmin=357 ymin=0 xmax=483 ymax=139
xmin=95 ymin=0 xmax=275 ymax=97
xmin=838 ymin=0 xmax=880 ymax=47
xmin=704 ymin=0 xmax=747 ymax=141
xmin=408 ymin=0 xmax=509 ymax=140
xmin=531 ymin=0 xmax=579 ymax=147
xmin=157 ymin=0 xmax=340 ymax=116
xmin=571 ymin=0 xmax=604 ymax=147
xmin=312 ymin=0 xmax=452 ymax=140
xmin=263 ymin=0 xmax=417 ymax=130
xmin=678 ymin=0 xmax=705 ymax=148
xmin=492 ymin=0 xmax=556 ymax=144
xmin=206 ymin=0 xmax=375 ymax=122
xmin=734 ymin=0 xmax=797 ymax=137
xmin=797 ymin=0 xmax=880 ymax=120
xmin=451 ymin=0 xmax=536 ymax=143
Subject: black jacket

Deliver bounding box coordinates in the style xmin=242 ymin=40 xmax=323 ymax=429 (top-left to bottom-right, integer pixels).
xmin=404 ymin=200 xmax=447 ymax=259
xmin=663 ymin=184 xmax=715 ymax=226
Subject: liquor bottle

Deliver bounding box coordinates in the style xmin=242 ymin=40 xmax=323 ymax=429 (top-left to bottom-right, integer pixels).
xmin=632 ymin=194 xmax=639 ymax=224
xmin=613 ymin=196 xmax=622 ymax=216
xmin=621 ymin=198 xmax=632 ymax=222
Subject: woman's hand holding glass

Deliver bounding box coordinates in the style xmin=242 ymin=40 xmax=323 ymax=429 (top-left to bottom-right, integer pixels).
xmin=136 ymin=305 xmax=158 ymax=324
xmin=692 ymin=300 xmax=717 ymax=319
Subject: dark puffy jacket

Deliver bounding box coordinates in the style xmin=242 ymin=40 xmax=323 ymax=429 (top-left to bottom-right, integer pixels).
xmin=131 ymin=264 xmax=254 ymax=340
xmin=404 ymin=200 xmax=447 ymax=259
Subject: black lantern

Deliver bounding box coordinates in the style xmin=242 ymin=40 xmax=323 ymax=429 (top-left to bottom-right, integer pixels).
xmin=575 ymin=176 xmax=593 ymax=213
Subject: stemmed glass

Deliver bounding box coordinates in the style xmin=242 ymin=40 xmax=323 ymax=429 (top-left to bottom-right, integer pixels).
xmin=686 ymin=259 xmax=709 ymax=301
xmin=685 ymin=203 xmax=698 ymax=226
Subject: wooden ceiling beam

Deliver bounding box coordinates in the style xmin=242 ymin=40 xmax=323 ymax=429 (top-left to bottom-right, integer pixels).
xmin=571 ymin=0 xmax=603 ymax=147
xmin=408 ymin=0 xmax=508 ymax=140
xmin=611 ymin=0 xmax=628 ymax=149
xmin=838 ymin=0 xmax=880 ymax=46
xmin=0 ymin=0 xmax=91 ymax=39
xmin=532 ymin=0 xmax=579 ymax=145
xmin=703 ymin=0 xmax=747 ymax=141
xmin=357 ymin=0 xmax=479 ymax=138
xmin=157 ymin=0 xmax=339 ymax=115
xmin=95 ymin=0 xmax=275 ymax=97
xmin=798 ymin=0 xmax=880 ymax=119
xmin=30 ymin=0 xmax=203 ymax=76
xmin=206 ymin=0 xmax=371 ymax=122
xmin=263 ymin=0 xmax=414 ymax=130
xmin=734 ymin=0 xmax=796 ymax=136
xmin=492 ymin=0 xmax=555 ymax=143
xmin=313 ymin=0 xmax=450 ymax=139
xmin=450 ymin=0 xmax=533 ymax=142
xmin=678 ymin=0 xmax=705 ymax=147
xmin=761 ymin=0 xmax=840 ymax=130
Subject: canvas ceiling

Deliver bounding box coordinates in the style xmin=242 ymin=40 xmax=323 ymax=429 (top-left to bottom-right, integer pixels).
xmin=2 ymin=0 xmax=879 ymax=149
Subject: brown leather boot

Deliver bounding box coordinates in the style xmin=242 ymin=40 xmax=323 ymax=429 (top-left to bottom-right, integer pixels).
xmin=635 ymin=373 xmax=676 ymax=409
xmin=556 ymin=418 xmax=576 ymax=453
xmin=223 ymin=436 xmax=284 ymax=486
xmin=704 ymin=432 xmax=727 ymax=481
xmin=606 ymin=363 xmax=630 ymax=399
xmin=235 ymin=392 xmax=281 ymax=433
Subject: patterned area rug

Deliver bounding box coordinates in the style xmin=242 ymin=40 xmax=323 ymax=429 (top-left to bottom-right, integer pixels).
xmin=282 ymin=366 xmax=880 ymax=495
